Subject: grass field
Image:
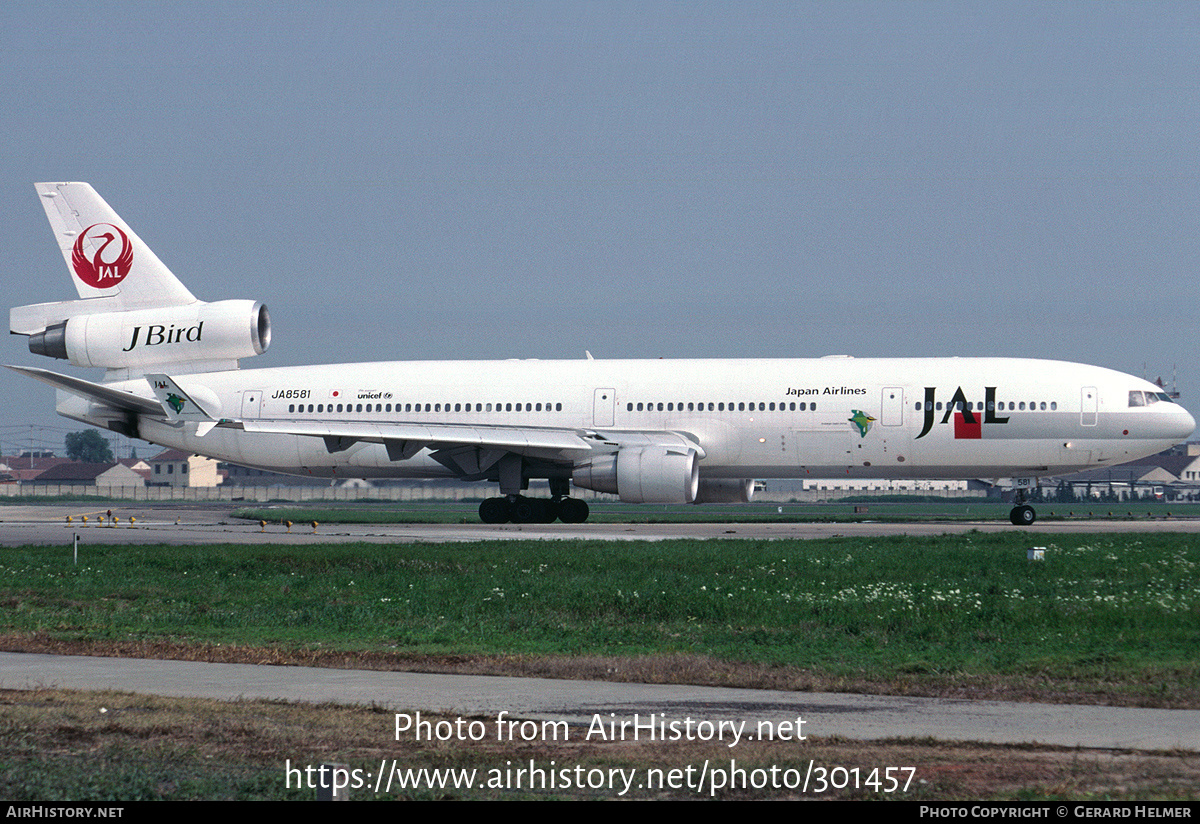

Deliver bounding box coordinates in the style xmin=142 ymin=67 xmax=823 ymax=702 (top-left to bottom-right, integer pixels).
xmin=3 ymin=531 xmax=1199 ymax=800
xmin=3 ymin=532 xmax=1197 ymax=706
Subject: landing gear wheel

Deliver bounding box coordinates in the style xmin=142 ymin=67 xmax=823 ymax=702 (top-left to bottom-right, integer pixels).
xmin=537 ymin=499 xmax=559 ymax=523
xmin=557 ymin=497 xmax=590 ymax=524
xmin=1010 ymin=505 xmax=1036 ymax=526
xmin=479 ymin=497 xmax=511 ymax=524
xmin=509 ymin=496 xmax=537 ymax=524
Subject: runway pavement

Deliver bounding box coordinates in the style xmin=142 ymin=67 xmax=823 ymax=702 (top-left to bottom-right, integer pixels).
xmin=2 ymin=504 xmax=1200 ymax=545
xmin=3 ymin=652 xmax=1197 ymax=750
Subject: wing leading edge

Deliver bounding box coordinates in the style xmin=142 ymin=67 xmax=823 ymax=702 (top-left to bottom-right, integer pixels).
xmin=234 ymin=418 xmax=705 ymax=476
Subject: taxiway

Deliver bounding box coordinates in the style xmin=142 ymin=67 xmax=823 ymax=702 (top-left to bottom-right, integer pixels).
xmin=3 ymin=652 xmax=1196 ymax=750
xmin=2 ymin=504 xmax=1199 ymax=545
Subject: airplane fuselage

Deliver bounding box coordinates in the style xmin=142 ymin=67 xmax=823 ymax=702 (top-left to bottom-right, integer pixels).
xmin=60 ymin=355 xmax=1194 ymax=484
xmin=18 ymin=183 xmax=1196 ymax=525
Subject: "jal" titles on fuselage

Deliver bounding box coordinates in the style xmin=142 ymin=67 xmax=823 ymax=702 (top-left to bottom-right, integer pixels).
xmin=916 ymin=386 xmax=1009 ymax=439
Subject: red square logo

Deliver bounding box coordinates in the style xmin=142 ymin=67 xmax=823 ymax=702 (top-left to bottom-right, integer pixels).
xmin=954 ymin=411 xmax=982 ymax=439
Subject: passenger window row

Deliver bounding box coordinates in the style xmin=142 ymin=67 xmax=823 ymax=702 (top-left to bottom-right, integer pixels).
xmin=286 ymin=402 xmax=564 ymax=414
xmin=625 ymin=401 xmax=815 ymax=412
xmin=915 ymin=400 xmax=1058 ymax=412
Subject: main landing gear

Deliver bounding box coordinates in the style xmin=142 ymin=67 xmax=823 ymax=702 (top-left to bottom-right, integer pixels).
xmin=480 ymin=457 xmax=589 ymax=524
xmin=479 ymin=496 xmax=590 ymax=524
xmin=1009 ymin=489 xmax=1036 ymax=526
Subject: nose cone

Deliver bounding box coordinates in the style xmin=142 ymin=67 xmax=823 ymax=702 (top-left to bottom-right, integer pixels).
xmin=1155 ymin=402 xmax=1198 ymax=444
xmin=1174 ymin=405 xmax=1197 ymax=442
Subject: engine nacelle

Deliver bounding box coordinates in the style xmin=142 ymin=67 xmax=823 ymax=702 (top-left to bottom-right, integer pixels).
xmin=694 ymin=478 xmax=756 ymax=504
xmin=28 ymin=300 xmax=271 ymax=370
xmin=572 ymin=446 xmax=699 ymax=504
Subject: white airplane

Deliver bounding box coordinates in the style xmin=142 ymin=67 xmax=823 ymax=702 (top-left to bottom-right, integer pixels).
xmin=8 ymin=183 xmax=1196 ymax=525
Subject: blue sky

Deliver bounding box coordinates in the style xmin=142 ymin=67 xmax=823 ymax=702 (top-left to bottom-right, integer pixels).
xmin=2 ymin=2 xmax=1198 ymax=453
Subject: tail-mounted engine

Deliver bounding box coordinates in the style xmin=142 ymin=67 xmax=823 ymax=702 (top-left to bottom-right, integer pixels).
xmin=23 ymin=300 xmax=270 ymax=371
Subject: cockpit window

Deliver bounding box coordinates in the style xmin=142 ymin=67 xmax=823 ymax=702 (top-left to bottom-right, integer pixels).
xmin=1130 ymin=390 xmax=1175 ymax=406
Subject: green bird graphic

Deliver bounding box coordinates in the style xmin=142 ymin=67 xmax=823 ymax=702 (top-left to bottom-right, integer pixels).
xmin=166 ymin=393 xmax=186 ymax=414
xmin=848 ymin=409 xmax=876 ymax=438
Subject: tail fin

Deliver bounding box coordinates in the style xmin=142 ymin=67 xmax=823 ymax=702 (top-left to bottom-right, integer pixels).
xmin=13 ymin=183 xmax=197 ymax=336
xmin=35 ymin=182 xmax=197 ymax=308
xmin=12 ymin=183 xmax=269 ymax=377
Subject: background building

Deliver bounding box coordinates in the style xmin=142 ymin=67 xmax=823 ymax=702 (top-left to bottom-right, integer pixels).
xmin=147 ymin=450 xmax=223 ymax=488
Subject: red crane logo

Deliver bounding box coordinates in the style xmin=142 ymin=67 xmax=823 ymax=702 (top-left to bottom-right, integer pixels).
xmin=72 ymin=223 xmax=133 ymax=288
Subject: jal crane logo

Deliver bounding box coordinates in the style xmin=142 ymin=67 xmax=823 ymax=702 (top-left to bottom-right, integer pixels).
xmin=848 ymin=409 xmax=876 ymax=438
xmin=72 ymin=223 xmax=133 ymax=288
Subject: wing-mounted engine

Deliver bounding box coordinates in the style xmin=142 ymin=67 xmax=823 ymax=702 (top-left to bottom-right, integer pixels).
xmin=694 ymin=478 xmax=756 ymax=504
xmin=21 ymin=299 xmax=270 ymax=372
xmin=572 ymin=445 xmax=700 ymax=503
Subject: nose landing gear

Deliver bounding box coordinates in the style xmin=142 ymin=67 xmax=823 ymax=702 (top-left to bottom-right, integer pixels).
xmin=1009 ymin=487 xmax=1037 ymax=525
xmin=1009 ymin=504 xmax=1036 ymax=525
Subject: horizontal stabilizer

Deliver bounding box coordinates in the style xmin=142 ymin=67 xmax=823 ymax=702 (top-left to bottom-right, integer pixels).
xmin=5 ymin=364 xmax=162 ymax=416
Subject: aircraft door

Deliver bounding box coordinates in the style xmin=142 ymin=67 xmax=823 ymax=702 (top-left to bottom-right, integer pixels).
xmin=879 ymin=387 xmax=903 ymax=426
xmin=240 ymin=389 xmax=264 ymax=419
xmin=1080 ymin=386 xmax=1098 ymax=426
xmin=593 ymin=388 xmax=616 ymax=427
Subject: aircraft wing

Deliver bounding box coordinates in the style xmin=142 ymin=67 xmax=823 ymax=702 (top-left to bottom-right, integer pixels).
xmin=231 ymin=418 xmax=705 ymax=476
xmin=238 ymin=418 xmax=595 ymax=454
xmin=7 ymin=363 xmax=706 ymax=474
